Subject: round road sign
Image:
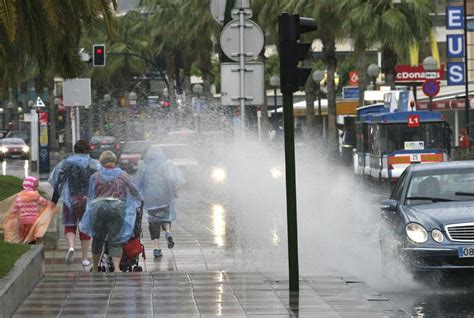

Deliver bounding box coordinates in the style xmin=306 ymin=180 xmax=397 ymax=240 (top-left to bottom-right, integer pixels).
xmin=220 ymin=19 xmax=264 ymax=62
xmin=422 ymin=79 xmax=440 ymax=97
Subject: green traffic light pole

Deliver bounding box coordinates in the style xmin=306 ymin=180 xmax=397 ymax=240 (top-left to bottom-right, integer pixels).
xmin=282 ymin=92 xmax=299 ymax=292
xmin=107 ymin=52 xmax=170 ymax=91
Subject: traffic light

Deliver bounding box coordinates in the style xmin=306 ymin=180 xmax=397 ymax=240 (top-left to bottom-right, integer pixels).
xmin=278 ymin=13 xmax=317 ymax=94
xmin=93 ymin=44 xmax=106 ymax=67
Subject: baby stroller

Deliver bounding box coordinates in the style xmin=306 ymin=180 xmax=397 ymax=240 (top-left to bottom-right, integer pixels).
xmin=98 ymin=205 xmax=146 ymax=272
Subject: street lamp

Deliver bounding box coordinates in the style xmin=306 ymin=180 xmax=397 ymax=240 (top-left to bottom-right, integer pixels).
xmin=193 ymin=84 xmax=203 ymax=132
xmin=423 ymin=56 xmax=437 ymax=111
xmin=270 ymin=75 xmax=280 ymax=126
xmin=367 ymin=64 xmax=381 ymax=90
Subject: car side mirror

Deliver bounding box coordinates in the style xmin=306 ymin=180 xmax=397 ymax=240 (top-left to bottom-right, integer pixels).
xmin=380 ymin=199 xmax=398 ymax=212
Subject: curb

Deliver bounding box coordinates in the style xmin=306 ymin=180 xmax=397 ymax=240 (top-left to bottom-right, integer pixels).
xmin=0 ymin=245 xmax=44 ymax=318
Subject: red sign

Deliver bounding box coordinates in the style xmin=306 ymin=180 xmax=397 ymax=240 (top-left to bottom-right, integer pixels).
xmin=422 ymin=79 xmax=440 ymax=97
xmin=395 ymin=64 xmax=445 ymax=83
xmin=407 ymin=114 xmax=421 ymax=128
xmin=39 ymin=112 xmax=49 ymax=125
xmin=348 ymin=71 xmax=359 ymax=86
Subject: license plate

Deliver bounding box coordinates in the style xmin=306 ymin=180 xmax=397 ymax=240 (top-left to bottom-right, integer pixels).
xmin=458 ymin=247 xmax=474 ymax=258
xmin=410 ymin=154 xmax=421 ymax=162
xmin=101 ymin=145 xmax=111 ymax=148
xmin=11 ymin=155 xmax=20 ymax=158
xmin=121 ymin=159 xmax=129 ymax=164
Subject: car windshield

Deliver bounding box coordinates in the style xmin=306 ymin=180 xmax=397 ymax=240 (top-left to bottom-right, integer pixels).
xmin=2 ymin=138 xmax=25 ymax=145
xmin=123 ymin=141 xmax=151 ymax=153
xmin=406 ymin=168 xmax=474 ymax=204
xmin=159 ymin=144 xmax=195 ymax=160
xmin=91 ymin=136 xmax=115 ymax=144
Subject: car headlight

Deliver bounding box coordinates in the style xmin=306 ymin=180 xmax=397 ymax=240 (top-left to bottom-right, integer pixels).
xmin=431 ymin=229 xmax=444 ymax=243
xmin=22 ymin=145 xmax=29 ymax=152
xmin=0 ymin=146 xmax=7 ymax=153
xmin=406 ymin=223 xmax=428 ymax=243
xmin=270 ymin=167 xmax=283 ymax=179
xmin=211 ymin=167 xmax=226 ymax=183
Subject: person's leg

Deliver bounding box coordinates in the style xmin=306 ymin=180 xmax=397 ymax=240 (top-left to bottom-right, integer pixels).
xmin=108 ymin=243 xmax=123 ymax=272
xmin=149 ymin=220 xmax=162 ymax=257
xmin=163 ymin=223 xmax=174 ymax=249
xmin=79 ymin=231 xmax=91 ymax=266
xmin=91 ymin=237 xmax=103 ymax=273
xmin=64 ymin=226 xmax=76 ymax=264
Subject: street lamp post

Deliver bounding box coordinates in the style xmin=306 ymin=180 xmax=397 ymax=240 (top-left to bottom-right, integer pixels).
xmin=423 ymin=56 xmax=437 ymax=111
xmin=0 ymin=108 xmax=4 ymax=129
xmin=193 ymin=84 xmax=203 ymax=133
xmin=270 ymin=75 xmax=280 ymax=127
xmin=312 ymin=70 xmax=325 ymax=134
xmin=128 ymin=92 xmax=137 ymax=140
xmin=367 ymin=64 xmax=381 ymax=90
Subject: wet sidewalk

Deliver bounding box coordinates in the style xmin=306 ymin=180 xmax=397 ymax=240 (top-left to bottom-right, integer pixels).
xmin=13 ymin=189 xmax=408 ymax=317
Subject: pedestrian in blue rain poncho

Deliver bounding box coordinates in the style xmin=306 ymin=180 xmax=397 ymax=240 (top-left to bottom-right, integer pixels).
xmin=49 ymin=140 xmax=100 ymax=267
xmin=135 ymin=145 xmax=185 ymax=257
xmin=79 ymin=151 xmax=143 ymax=272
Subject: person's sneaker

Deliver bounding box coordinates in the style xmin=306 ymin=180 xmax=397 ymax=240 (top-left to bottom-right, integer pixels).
xmin=65 ymin=248 xmax=75 ymax=265
xmin=153 ymin=249 xmax=162 ymax=257
xmin=81 ymin=259 xmax=91 ymax=266
xmin=167 ymin=236 xmax=175 ymax=249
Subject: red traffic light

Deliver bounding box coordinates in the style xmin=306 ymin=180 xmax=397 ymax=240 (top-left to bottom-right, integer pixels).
xmin=93 ymin=44 xmax=106 ymax=67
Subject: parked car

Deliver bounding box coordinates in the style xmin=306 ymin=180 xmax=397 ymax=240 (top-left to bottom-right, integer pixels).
xmin=6 ymin=131 xmax=29 ymax=144
xmin=118 ymin=140 xmax=152 ymax=172
xmin=89 ymin=136 xmax=121 ymax=159
xmin=380 ymin=161 xmax=474 ymax=273
xmin=0 ymin=138 xmax=30 ymax=160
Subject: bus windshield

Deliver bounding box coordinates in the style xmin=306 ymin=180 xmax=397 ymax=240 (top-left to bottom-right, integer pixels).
xmin=369 ymin=122 xmax=445 ymax=153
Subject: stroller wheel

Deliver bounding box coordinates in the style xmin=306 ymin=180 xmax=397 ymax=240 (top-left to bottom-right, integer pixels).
xmin=133 ymin=266 xmax=143 ymax=272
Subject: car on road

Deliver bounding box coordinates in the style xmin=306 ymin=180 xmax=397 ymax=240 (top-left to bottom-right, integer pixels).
xmin=381 ymin=161 xmax=474 ymax=272
xmin=0 ymin=138 xmax=30 ymax=160
xmin=89 ymin=136 xmax=121 ymax=159
xmin=6 ymin=130 xmax=29 ymax=144
xmin=118 ymin=140 xmax=152 ymax=172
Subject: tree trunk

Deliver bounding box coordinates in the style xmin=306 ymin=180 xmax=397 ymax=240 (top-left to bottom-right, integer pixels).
xmin=382 ymin=47 xmax=398 ymax=89
xmin=48 ymin=79 xmax=58 ymax=151
xmin=322 ymin=37 xmax=338 ymax=147
xmin=165 ymin=50 xmax=176 ymax=98
xmin=356 ymin=48 xmax=369 ymax=108
xmin=304 ymin=73 xmax=317 ymax=139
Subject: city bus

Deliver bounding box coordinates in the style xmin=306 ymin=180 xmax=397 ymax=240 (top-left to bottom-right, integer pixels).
xmin=354 ymin=104 xmax=448 ymax=182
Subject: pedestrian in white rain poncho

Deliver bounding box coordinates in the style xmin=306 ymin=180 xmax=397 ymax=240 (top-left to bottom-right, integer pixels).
xmin=79 ymin=151 xmax=143 ymax=272
xmin=135 ymin=145 xmax=185 ymax=257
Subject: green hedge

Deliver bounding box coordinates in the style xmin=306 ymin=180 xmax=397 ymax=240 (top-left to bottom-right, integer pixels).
xmin=0 ymin=242 xmax=30 ymax=279
xmin=0 ymin=176 xmax=23 ymax=201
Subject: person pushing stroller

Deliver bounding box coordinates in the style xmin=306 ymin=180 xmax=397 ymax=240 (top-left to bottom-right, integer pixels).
xmin=79 ymin=151 xmax=143 ymax=272
xmin=135 ymin=145 xmax=185 ymax=257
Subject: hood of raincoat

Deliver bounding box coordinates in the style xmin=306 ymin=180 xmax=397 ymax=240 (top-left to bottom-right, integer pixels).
xmin=17 ymin=190 xmax=40 ymax=202
xmin=144 ymin=146 xmax=167 ymax=164
xmin=98 ymin=166 xmax=122 ymax=182
xmin=66 ymin=154 xmax=93 ymax=168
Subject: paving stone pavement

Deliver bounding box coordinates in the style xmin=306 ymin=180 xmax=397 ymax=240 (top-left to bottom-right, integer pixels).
xmin=13 ymin=187 xmax=408 ymax=317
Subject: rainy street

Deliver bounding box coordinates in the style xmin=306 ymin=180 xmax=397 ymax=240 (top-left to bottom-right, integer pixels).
xmin=2 ymin=1 xmax=474 ymax=317
xmin=4 ymin=138 xmax=474 ymax=317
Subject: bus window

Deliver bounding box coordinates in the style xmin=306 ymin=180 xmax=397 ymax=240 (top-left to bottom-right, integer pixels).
xmin=383 ymin=122 xmax=444 ymax=152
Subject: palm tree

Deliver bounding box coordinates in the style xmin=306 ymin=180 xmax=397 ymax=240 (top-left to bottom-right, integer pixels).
xmin=338 ymin=0 xmax=435 ymax=106
xmin=284 ymin=0 xmax=346 ymax=143
xmin=0 ymin=1 xmax=117 ymax=91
